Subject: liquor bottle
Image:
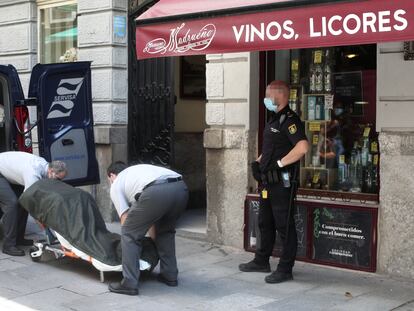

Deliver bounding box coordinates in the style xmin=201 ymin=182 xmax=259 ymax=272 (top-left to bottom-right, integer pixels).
xmin=371 ymin=154 xmax=379 ymax=193
xmin=311 ymin=171 xmax=322 ymax=189
xmin=291 ymin=57 xmax=300 ymax=85
xmin=307 ymin=96 xmax=316 ymax=120
xmin=337 ymin=154 xmax=347 ymax=187
xmin=312 ymin=134 xmax=320 ymax=167
xmin=305 ymin=172 xmax=312 ymax=188
xmin=324 ymin=49 xmax=333 ymax=93
xmin=309 ymin=62 xmax=316 ymax=93
xmin=361 ymin=136 xmax=370 ymax=167
xmin=315 ymin=96 xmax=325 ymax=120
xmin=314 ymin=50 xmax=324 ymax=93
xmin=364 ymin=153 xmax=374 ymax=193
xmin=349 ymin=141 xmax=362 ymax=192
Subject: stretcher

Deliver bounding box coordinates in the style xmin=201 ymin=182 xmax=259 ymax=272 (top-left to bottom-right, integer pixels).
xmin=19 ymin=179 xmax=159 ymax=282
xmin=29 ymin=227 xmax=156 ymax=282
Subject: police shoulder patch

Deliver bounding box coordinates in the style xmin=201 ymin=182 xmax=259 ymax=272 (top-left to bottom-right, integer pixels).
xmin=288 ymin=124 xmax=297 ymax=135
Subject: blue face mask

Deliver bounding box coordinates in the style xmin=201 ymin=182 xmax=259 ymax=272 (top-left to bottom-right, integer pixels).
xmin=263 ymin=98 xmax=278 ymax=112
xmin=334 ymin=108 xmax=344 ymax=116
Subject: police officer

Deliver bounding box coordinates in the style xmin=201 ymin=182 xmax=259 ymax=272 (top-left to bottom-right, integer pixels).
xmin=239 ymin=80 xmax=309 ymax=283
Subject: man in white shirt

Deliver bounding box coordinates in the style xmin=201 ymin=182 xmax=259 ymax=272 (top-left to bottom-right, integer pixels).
xmin=0 ymin=151 xmax=67 ymax=256
xmin=107 ymin=161 xmax=188 ymax=296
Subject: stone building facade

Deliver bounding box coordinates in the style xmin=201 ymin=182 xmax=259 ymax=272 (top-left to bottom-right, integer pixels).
xmin=1 ymin=0 xmax=413 ymax=280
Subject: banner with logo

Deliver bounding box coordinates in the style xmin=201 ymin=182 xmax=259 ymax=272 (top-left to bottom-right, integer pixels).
xmin=136 ymin=0 xmax=414 ymax=59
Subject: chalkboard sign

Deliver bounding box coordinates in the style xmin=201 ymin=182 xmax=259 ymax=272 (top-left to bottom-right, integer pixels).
xmin=333 ymin=71 xmax=363 ymax=116
xmin=244 ymin=195 xmax=308 ymax=259
xmin=312 ymin=205 xmax=376 ymax=270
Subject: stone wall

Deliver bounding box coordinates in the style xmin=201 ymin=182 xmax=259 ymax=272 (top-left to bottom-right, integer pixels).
xmin=204 ymin=52 xmax=259 ymax=248
xmin=0 ymin=0 xmax=37 ymax=94
xmin=78 ymin=0 xmax=128 ymax=221
xmin=378 ymin=132 xmax=414 ymax=278
xmin=377 ymin=42 xmax=414 ymax=278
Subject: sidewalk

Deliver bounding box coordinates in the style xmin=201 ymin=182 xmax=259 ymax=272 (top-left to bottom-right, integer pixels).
xmin=0 ymin=220 xmax=414 ymax=311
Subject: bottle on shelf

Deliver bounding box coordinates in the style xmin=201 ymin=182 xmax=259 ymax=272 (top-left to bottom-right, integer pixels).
xmin=349 ymin=141 xmax=362 ymax=192
xmin=311 ymin=134 xmax=320 ymax=167
xmin=309 ymin=51 xmax=316 ymax=93
xmin=314 ymin=49 xmax=324 ymax=93
xmin=311 ymin=171 xmax=322 ymax=189
xmin=291 ymin=57 xmax=300 ymax=85
xmin=337 ymin=154 xmax=348 ymax=189
xmin=324 ymin=48 xmax=333 ymax=93
xmin=315 ymin=96 xmax=325 ymax=120
xmin=307 ymin=96 xmax=316 ymax=120
xmin=361 ymin=136 xmax=370 ymax=167
xmin=304 ymin=171 xmax=312 ymax=188
xmin=289 ymin=88 xmax=298 ymax=113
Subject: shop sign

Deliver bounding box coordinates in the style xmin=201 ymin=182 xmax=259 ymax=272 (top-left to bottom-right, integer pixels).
xmin=136 ymin=0 xmax=414 ymax=59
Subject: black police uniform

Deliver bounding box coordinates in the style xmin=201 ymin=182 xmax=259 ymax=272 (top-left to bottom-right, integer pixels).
xmin=255 ymin=105 xmax=307 ymax=273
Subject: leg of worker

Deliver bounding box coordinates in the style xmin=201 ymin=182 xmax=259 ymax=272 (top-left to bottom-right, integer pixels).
xmin=254 ymin=196 xmax=276 ymax=265
xmin=121 ymin=187 xmax=169 ymax=288
xmin=11 ymin=185 xmax=28 ymax=243
xmin=154 ymin=181 xmax=188 ymax=281
xmin=269 ymin=183 xmax=297 ymax=273
xmin=0 ymin=177 xmax=19 ymax=249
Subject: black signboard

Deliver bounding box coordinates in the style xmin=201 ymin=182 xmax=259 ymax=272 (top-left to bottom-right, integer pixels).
xmin=244 ymin=195 xmax=308 ymax=259
xmin=312 ymin=205 xmax=376 ymax=270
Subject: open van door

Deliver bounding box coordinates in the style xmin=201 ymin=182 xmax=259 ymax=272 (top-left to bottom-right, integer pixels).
xmin=0 ymin=65 xmax=32 ymax=153
xmin=28 ymin=62 xmax=99 ymax=186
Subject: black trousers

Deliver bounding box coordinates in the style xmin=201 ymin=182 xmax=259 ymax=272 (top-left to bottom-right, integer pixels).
xmin=254 ymin=182 xmax=297 ymax=273
xmin=0 ymin=176 xmax=28 ymax=248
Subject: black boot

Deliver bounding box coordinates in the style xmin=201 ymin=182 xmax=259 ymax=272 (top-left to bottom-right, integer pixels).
xmin=239 ymin=260 xmax=271 ymax=273
xmin=265 ymin=271 xmax=293 ymax=284
xmin=108 ymin=282 xmax=139 ymax=295
xmin=2 ymin=246 xmax=25 ymax=256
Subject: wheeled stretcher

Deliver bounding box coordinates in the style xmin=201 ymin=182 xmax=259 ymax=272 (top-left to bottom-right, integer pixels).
xmin=19 ymin=179 xmax=159 ymax=282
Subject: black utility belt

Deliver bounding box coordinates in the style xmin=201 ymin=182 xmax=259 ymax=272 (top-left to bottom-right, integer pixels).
xmin=262 ymin=169 xmax=292 ymax=187
xmin=261 ymin=169 xmax=281 ymax=184
xmin=135 ymin=176 xmax=183 ymax=201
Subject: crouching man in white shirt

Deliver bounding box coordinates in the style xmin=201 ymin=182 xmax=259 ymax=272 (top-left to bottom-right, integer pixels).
xmin=107 ymin=161 xmax=188 ymax=296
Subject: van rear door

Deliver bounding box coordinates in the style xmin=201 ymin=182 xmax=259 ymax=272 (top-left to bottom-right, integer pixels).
xmin=28 ymin=62 xmax=99 ymax=186
xmin=0 ymin=65 xmax=31 ymax=152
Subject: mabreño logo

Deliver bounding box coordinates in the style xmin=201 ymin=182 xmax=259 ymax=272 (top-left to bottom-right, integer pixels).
xmin=47 ymin=78 xmax=84 ymax=119
xmin=143 ymin=23 xmax=216 ymax=55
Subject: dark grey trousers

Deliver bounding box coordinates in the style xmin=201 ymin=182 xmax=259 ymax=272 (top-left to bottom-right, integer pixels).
xmin=121 ymin=180 xmax=188 ymax=288
xmin=0 ymin=176 xmax=27 ymax=249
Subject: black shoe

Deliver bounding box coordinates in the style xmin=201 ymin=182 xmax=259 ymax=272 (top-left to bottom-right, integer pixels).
xmin=265 ymin=271 xmax=293 ymax=284
xmin=239 ymin=260 xmax=271 ymax=273
xmin=17 ymin=238 xmax=34 ymax=246
xmin=108 ymin=282 xmax=138 ymax=296
xmin=157 ymin=274 xmax=178 ymax=287
xmin=2 ymin=246 xmax=25 ymax=256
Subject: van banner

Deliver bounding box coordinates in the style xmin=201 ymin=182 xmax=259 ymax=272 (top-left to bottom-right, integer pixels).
xmin=136 ymin=0 xmax=414 ymax=59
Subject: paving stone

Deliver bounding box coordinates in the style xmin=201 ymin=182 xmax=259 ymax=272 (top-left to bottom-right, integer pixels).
xmin=9 ymin=288 xmax=85 ymax=311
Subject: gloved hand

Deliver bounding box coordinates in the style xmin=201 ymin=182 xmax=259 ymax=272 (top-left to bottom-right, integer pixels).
xmin=250 ymin=161 xmax=262 ymax=182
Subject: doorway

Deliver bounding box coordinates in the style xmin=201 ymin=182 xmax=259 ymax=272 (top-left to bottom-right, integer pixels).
xmin=174 ymin=55 xmax=207 ymax=238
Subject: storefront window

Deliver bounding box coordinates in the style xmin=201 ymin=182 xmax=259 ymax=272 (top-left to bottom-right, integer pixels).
xmin=286 ymin=45 xmax=378 ymax=198
xmin=38 ymin=1 xmax=78 ymax=64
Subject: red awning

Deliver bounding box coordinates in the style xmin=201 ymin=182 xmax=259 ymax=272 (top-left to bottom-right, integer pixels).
xmin=136 ymin=0 xmax=414 ymax=59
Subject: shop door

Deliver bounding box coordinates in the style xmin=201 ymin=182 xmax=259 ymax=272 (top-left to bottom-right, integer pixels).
xmin=128 ymin=0 xmax=175 ymax=166
xmin=28 ymin=62 xmax=99 ymax=186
